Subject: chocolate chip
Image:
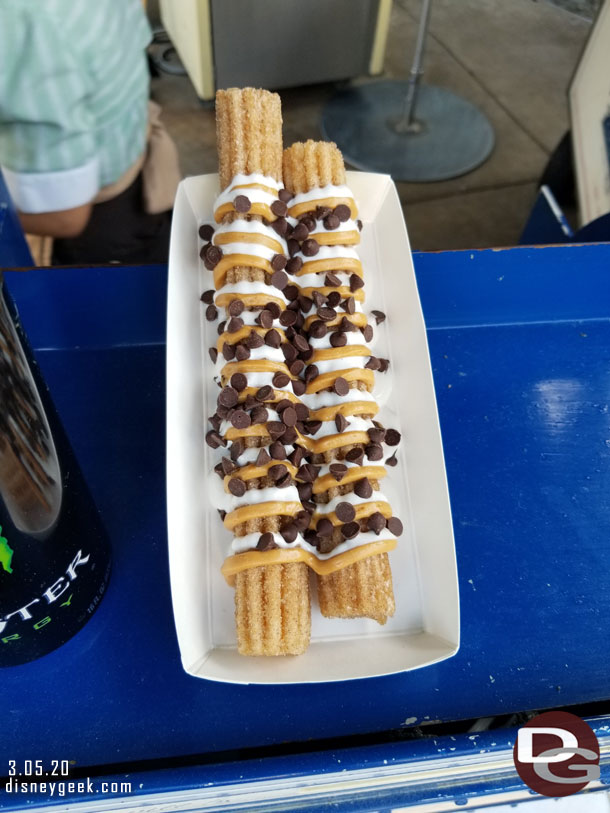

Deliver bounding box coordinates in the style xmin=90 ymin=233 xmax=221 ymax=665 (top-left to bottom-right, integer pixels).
xmin=218 ymin=386 xmax=238 ymax=408
xmin=334 ymin=413 xmax=349 ymax=433
xmin=271 ymin=199 xmax=288 ymax=217
xmin=336 ymin=501 xmax=356 ymax=522
xmin=343 ymin=296 xmax=356 ymax=315
xmin=204 ymin=245 xmax=223 ymax=268
xmin=387 ymin=517 xmax=404 ymax=537
xmin=365 ymin=443 xmax=383 ymax=461
xmin=282 ymin=343 xmax=298 ymax=363
xmin=290 ymin=446 xmax=305 ymax=467
xmin=251 ymin=406 xmax=269 ymax=425
xmin=269 ymin=463 xmax=288 ymax=482
xmin=371 ymin=310 xmax=386 ymax=325
xmin=254 ymin=311 xmax=272 ymax=332
xmin=277 ymin=398 xmax=293 ymax=415
xmin=357 ymin=219 xmax=363 ymax=231
xmin=221 ymin=457 xmax=237 ymax=476
xmin=378 ymin=358 xmax=390 ymax=373
xmin=340 ymin=316 xmax=357 ymax=333
xmin=209 ymin=413 xmax=222 ymax=431
xmin=317 ymin=306 xmax=336 ymax=322
xmin=292 ymin=222 xmax=309 ymax=242
xmin=214 ymin=463 xmax=225 ymax=480
xmin=228 ymin=478 xmax=246 ymax=497
xmin=304 ymin=364 xmax=319 ymax=383
xmin=257 ymin=533 xmax=277 ymax=551
xmin=385 ymin=429 xmax=401 ymax=446
xmin=205 ymin=430 xmax=225 ymax=449
xmin=329 ymin=331 xmax=347 ymax=348
xmin=272 ymin=217 xmax=288 ymax=236
xmin=350 ymin=274 xmax=365 ymax=292
xmin=329 ymin=463 xmax=348 ymax=481
xmin=333 ymin=204 xmax=351 ymax=222
xmin=266 ymin=302 xmax=281 ymax=319
xmin=324 ymin=213 xmax=341 ymax=230
xmin=235 ymin=344 xmax=250 ymax=361
xmin=316 ymin=205 xmax=332 ymax=220
xmin=255 ymin=448 xmax=271 ymax=467
xmin=227 ymin=316 xmax=244 ymax=333
xmin=367 ymin=427 xmax=385 ymax=445
xmin=267 ymin=421 xmax=285 ymax=441
xmin=253 ymin=385 xmax=271 ymax=402
xmin=283 ymin=426 xmax=298 ymax=443
xmin=279 ymin=188 xmax=293 ymax=203
xmin=295 ymin=482 xmax=311 ymax=503
xmin=221 ymin=343 xmax=235 ymax=361
xmin=292 ymin=380 xmax=306 ymax=396
xmin=200 ymin=289 xmax=215 ymax=304
xmin=231 ymin=410 xmax=251 ymax=429
xmin=354 ymin=478 xmax=373 ymax=499
xmin=284 ymin=284 xmax=299 ymax=301
xmin=368 ymin=512 xmax=386 ymax=534
xmin=286 ymin=256 xmax=303 ymax=275
xmin=297 ymin=463 xmax=318 ymax=483
xmin=287 ymin=238 xmax=300 ymax=258
xmin=281 ymin=523 xmax=298 ymax=543
xmin=301 ymin=215 xmax=316 ymax=232
xmin=279 ymin=309 xmax=297 ymax=327
xmin=312 ymin=291 xmax=327 ymax=308
xmin=269 ymin=440 xmax=287 ymax=460
xmin=282 ymin=406 xmax=298 ymax=427
xmin=293 ymin=334 xmax=310 ymax=354
xmin=228 ymin=299 xmax=244 ymax=317
xmin=277 ymin=472 xmax=293 ymax=488
xmin=245 ymin=331 xmax=263 ymax=349
xmin=209 ymin=347 xmax=218 ymax=363
xmin=316 ymin=518 xmax=334 ymax=537
xmin=365 ymin=356 xmax=380 ymax=371
xmin=230 ymin=373 xmax=248 ymax=392
xmin=245 ymin=394 xmax=259 ymax=409
xmin=301 ymin=238 xmax=319 ymax=257
xmin=271 ymin=269 xmax=288 ymax=290
xmin=271 ymin=371 xmax=289 ymax=388
xmin=309 ymin=321 xmax=327 ymax=340
xmin=295 ymin=510 xmax=311 ymax=530
xmin=289 ymin=359 xmax=305 ymax=377
xmin=333 ymin=377 xmax=349 ymax=396
xmin=234 ymin=194 xmax=251 ymax=213
xmin=230 ymin=439 xmax=244 ymax=461
xmin=341 ymin=521 xmax=360 ymax=539
xmin=386 ymin=452 xmax=398 ymax=467
xmin=327 ymin=291 xmax=341 ymax=308
xmin=305 ymin=418 xmax=322 ymax=435
xmin=199 ymin=224 xmax=215 ymax=241
xmin=325 ymin=273 xmax=341 ymax=287
xmin=362 ymin=324 xmax=374 ymax=342
xmin=265 ymin=329 xmax=282 ymax=348
xmin=345 ymin=447 xmax=364 ymax=465
xmin=205 ymin=304 xmax=218 ymax=321
xmin=218 ymin=508 xmax=226 ymax=520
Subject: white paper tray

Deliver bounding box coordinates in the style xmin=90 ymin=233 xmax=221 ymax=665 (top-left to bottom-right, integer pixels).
xmin=166 ymin=172 xmax=459 ymax=684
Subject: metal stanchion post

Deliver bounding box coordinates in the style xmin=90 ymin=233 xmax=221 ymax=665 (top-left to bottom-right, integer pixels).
xmin=321 ymin=0 xmax=495 ymax=182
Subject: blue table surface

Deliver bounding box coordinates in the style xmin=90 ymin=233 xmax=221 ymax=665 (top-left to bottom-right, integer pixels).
xmin=2 ymin=190 xmax=610 ymax=774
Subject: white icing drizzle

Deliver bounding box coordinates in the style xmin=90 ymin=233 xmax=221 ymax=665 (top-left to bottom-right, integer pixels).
xmin=296 ymin=245 xmax=360 ymax=266
xmin=215 ymin=241 xmax=278 ymax=263
xmin=309 ymin=218 xmax=360 ymax=236
xmin=213 ymin=219 xmax=287 ymax=253
xmin=213 ymin=281 xmax=289 ymax=305
xmin=214 ymin=172 xmax=280 ymax=214
xmin=230 ymin=529 xmax=396 ymax=559
xmin=220 ymin=484 xmax=301 ymax=513
xmin=310 ymin=416 xmax=373 ymax=439
xmin=289 ymin=184 xmax=355 ymax=209
xmin=311 ymin=356 xmax=369 ymax=376
xmin=313 ymin=490 xmax=391 ymax=518
xmin=227 ymin=172 xmax=281 ymax=191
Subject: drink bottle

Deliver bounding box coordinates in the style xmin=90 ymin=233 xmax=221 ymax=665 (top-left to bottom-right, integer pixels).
xmin=0 ymin=275 xmax=111 ymax=666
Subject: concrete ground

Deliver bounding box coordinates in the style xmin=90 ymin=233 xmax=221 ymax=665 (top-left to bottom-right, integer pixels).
xmin=149 ymin=0 xmax=592 ymax=251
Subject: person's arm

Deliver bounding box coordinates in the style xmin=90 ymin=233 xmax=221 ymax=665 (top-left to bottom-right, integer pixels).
xmin=18 ymin=203 xmax=93 ymax=239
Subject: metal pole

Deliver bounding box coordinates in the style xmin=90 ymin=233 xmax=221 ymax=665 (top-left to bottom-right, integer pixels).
xmin=393 ymin=0 xmax=432 ymax=134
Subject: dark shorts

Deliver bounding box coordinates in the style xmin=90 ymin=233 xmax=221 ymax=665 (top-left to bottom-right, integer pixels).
xmin=52 ymin=172 xmax=171 ymax=266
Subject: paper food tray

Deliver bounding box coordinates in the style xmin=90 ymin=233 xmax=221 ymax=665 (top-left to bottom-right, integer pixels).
xmin=166 ymin=171 xmax=459 ymax=684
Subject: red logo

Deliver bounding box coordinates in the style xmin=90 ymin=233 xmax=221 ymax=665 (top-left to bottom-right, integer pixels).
xmin=513 ymin=711 xmax=600 ymax=797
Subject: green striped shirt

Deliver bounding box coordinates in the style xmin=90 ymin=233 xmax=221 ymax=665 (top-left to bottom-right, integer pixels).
xmin=0 ymin=0 xmax=151 ymax=212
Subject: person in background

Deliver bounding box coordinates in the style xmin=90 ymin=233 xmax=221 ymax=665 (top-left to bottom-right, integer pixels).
xmin=0 ymin=0 xmax=181 ymax=265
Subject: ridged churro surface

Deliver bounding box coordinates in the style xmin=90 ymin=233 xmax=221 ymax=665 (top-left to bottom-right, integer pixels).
xmin=282 ymin=140 xmax=345 ymax=194
xmin=235 ymin=562 xmax=311 ymax=655
xmin=216 ymin=88 xmax=283 ymax=189
xmin=317 ymin=553 xmax=395 ymax=625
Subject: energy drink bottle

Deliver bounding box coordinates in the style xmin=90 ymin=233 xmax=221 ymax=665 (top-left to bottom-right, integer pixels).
xmin=0 ymin=275 xmax=111 ymax=666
